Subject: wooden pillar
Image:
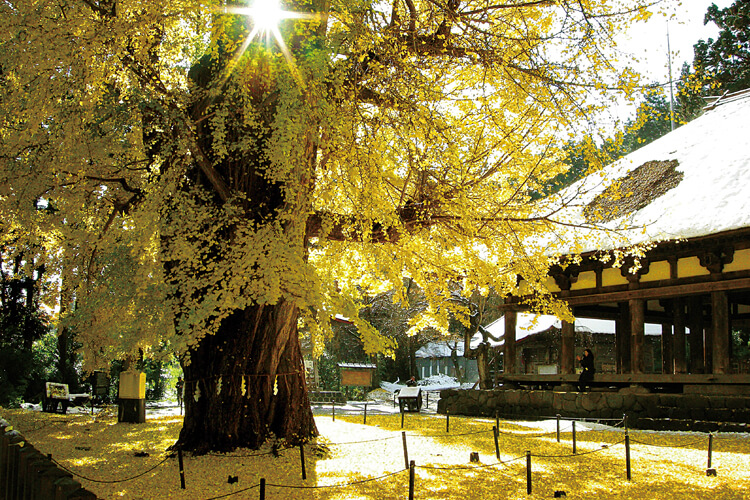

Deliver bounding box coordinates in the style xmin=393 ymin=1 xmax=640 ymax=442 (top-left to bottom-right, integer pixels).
xmin=661 ymin=320 xmax=673 ymax=375
xmin=711 ymin=291 xmax=730 ymax=374
xmin=630 ymin=299 xmax=645 ymax=374
xmin=616 ymin=302 xmax=631 ymax=373
xmin=504 ymin=310 xmax=517 ymax=375
xmin=561 ymin=320 xmax=575 ymax=375
xmin=673 ymin=297 xmax=687 ymax=374
xmin=688 ymin=296 xmax=705 ymax=374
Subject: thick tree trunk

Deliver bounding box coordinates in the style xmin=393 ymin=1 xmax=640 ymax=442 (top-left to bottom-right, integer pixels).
xmin=476 ymin=343 xmax=493 ymax=389
xmin=177 ymin=299 xmax=317 ymax=453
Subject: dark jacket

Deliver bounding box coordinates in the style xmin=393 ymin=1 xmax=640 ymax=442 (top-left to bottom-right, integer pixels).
xmin=580 ymin=353 xmax=595 ymax=374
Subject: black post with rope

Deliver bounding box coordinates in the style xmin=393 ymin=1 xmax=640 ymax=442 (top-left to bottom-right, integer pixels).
xmin=177 ymin=448 xmax=186 ymax=489
xmin=625 ymin=430 xmax=632 ymax=481
xmin=526 ymin=450 xmax=532 ymax=495
xmin=402 ymin=432 xmax=409 ymax=470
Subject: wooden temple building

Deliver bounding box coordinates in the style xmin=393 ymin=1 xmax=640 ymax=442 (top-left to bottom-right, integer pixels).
xmin=499 ymin=89 xmax=750 ymax=395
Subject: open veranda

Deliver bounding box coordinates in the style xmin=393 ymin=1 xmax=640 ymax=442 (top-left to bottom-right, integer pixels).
xmin=2 ymin=406 xmax=749 ymax=499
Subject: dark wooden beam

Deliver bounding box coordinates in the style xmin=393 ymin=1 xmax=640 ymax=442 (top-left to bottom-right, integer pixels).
xmin=661 ymin=319 xmax=673 ymax=375
xmin=688 ymin=295 xmax=705 ymax=374
xmin=630 ymin=298 xmax=645 ymax=374
xmin=673 ymin=297 xmax=687 ymax=374
xmin=712 ymin=291 xmax=730 ymax=374
xmin=499 ymin=373 xmax=750 ymax=385
xmin=562 ymin=277 xmax=750 ymax=306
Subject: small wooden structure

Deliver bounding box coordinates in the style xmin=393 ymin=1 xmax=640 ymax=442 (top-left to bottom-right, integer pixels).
xmin=499 ymin=89 xmax=750 ymax=395
xmin=338 ymin=362 xmax=377 ymax=388
xmin=397 ymin=386 xmax=423 ymax=412
xmin=42 ymin=382 xmax=90 ymax=414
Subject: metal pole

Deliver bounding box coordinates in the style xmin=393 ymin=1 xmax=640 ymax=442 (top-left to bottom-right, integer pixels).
xmin=425 ymin=392 xmax=429 ymax=409
xmin=401 ymin=408 xmax=405 ymax=428
xmin=300 ymin=443 xmax=306 ymax=480
xmin=364 ymin=402 xmax=367 ymax=425
xmin=556 ymin=414 xmax=561 ymax=443
xmin=178 ymin=448 xmax=186 ymax=489
xmin=707 ymin=433 xmax=714 ymax=470
xmin=572 ymin=420 xmax=577 ymax=455
xmin=495 ymin=411 xmax=499 ymax=431
xmin=332 ymin=401 xmax=335 ymax=421
xmin=259 ymin=478 xmax=265 ymax=500
xmin=526 ymin=451 xmax=532 ymax=495
xmin=625 ymin=430 xmax=632 ymax=481
xmin=408 ymin=460 xmax=415 ymax=500
xmin=446 ymin=411 xmax=450 ymax=433
xmin=402 ymin=432 xmax=409 ymax=470
xmin=493 ymin=426 xmax=500 ymax=460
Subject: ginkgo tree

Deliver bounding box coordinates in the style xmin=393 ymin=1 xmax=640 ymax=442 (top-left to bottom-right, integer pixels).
xmin=0 ymin=0 xmax=653 ymax=452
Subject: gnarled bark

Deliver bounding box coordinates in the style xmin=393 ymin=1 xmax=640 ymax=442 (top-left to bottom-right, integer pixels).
xmin=177 ymin=299 xmax=317 ymax=454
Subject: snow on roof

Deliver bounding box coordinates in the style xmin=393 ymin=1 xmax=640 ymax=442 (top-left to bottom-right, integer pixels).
xmin=337 ymin=363 xmax=377 ymax=369
xmin=416 ymin=313 xmax=662 ymax=357
xmin=553 ymin=88 xmax=750 ymax=253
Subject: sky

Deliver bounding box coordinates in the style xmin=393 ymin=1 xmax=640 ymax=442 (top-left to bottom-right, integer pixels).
xmin=621 ymin=0 xmax=735 ymax=86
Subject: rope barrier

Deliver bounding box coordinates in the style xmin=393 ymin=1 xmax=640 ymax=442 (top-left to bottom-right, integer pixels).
xmin=15 ymin=407 xmax=744 ymax=499
xmin=202 ymin=483 xmax=260 ymax=500
xmin=50 ymin=456 xmax=171 ymax=484
xmin=266 ymin=468 xmax=406 ymax=489
xmin=533 ymin=438 xmax=627 ymax=458
xmin=205 ymin=449 xmax=279 ymax=458
xmin=327 ymin=436 xmax=399 ymax=446
xmin=407 ymin=428 xmax=493 ymax=438
xmin=416 ymin=453 xmax=528 ymax=471
xmin=629 ymin=437 xmax=707 ymax=449
xmin=495 ymin=426 xmax=571 ymax=438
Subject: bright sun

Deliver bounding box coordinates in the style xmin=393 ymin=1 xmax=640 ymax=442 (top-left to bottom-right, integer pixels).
xmin=248 ymin=0 xmax=285 ymax=34
xmin=222 ymin=0 xmax=316 ymax=88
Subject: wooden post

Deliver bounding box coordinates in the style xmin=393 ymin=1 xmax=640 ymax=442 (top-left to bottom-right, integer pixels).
xmin=178 ymin=448 xmax=186 ymax=489
xmin=625 ymin=430 xmax=632 ymax=481
xmin=688 ymin=296 xmax=705 ymax=374
xmin=493 ymin=426 xmax=500 ymax=460
xmin=561 ymin=321 xmax=575 ymax=375
xmin=402 ymin=432 xmax=409 ymax=470
xmin=673 ymin=297 xmax=687 ymax=374
xmin=526 ymin=451 xmax=532 ymax=494
xmin=408 ymin=460 xmax=415 ymax=500
xmin=712 ymin=291 xmax=730 ymax=374
xmin=660 ymin=302 xmax=673 ymax=375
xmin=299 ymin=443 xmax=306 ymax=480
xmin=629 ymin=299 xmax=645 ymax=374
xmin=616 ymin=302 xmax=631 ymax=373
xmin=504 ymin=310 xmax=517 ymax=375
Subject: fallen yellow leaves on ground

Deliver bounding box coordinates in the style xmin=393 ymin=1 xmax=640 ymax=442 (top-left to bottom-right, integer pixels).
xmin=2 ymin=407 xmax=749 ymax=499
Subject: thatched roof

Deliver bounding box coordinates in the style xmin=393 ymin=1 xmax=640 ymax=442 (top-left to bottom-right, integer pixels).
xmin=555 ymin=88 xmax=750 ymax=252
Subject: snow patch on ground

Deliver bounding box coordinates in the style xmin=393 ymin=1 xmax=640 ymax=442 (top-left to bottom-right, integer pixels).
xmin=380 ymin=373 xmax=472 ymax=394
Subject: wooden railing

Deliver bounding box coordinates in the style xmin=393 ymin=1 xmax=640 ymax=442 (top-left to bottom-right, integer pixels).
xmin=0 ymin=419 xmax=98 ymax=499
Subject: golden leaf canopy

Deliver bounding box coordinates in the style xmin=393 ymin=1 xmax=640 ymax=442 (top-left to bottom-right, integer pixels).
xmin=0 ymin=0 xmax=654 ymax=365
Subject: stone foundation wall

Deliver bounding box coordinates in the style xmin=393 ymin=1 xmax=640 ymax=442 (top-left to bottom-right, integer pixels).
xmin=437 ymin=388 xmax=750 ymax=432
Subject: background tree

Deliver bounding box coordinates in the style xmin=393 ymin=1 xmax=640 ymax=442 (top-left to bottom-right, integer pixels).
xmin=679 ymin=0 xmax=750 ymax=117
xmin=0 ymin=233 xmax=58 ymax=404
xmin=359 ymin=279 xmax=436 ymax=383
xmin=1 ymin=0 xmax=654 ymax=452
